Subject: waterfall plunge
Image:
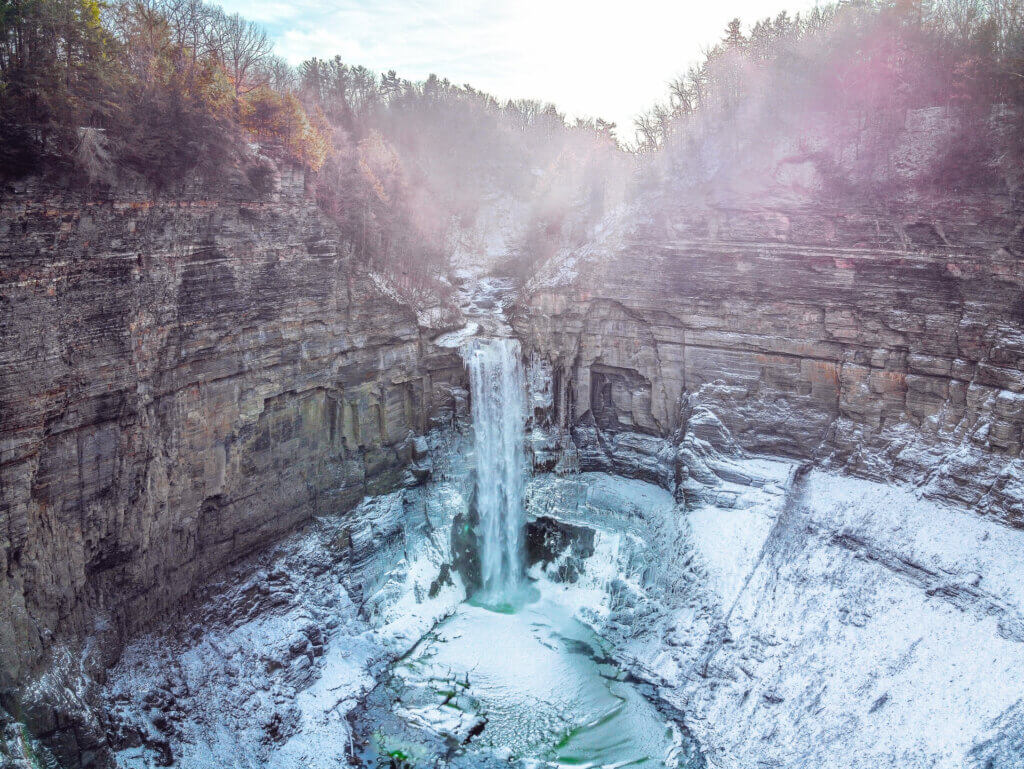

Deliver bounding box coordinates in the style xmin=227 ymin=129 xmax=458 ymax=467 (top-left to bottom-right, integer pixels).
xmin=463 ymin=337 xmax=528 ymax=601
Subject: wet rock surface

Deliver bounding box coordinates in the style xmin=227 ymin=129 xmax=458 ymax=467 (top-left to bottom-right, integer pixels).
xmin=525 ymin=517 xmax=595 ymax=583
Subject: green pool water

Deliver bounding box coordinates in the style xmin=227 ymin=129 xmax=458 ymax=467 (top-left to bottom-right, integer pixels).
xmin=353 ymin=591 xmax=701 ymax=769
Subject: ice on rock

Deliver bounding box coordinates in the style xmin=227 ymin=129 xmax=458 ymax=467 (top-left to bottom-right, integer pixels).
xmin=358 ymin=598 xmax=686 ymax=768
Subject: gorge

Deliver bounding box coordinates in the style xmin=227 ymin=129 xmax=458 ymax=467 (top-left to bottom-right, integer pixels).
xmin=3 ymin=169 xmax=1022 ymax=768
xmin=2 ymin=2 xmax=1024 ymax=768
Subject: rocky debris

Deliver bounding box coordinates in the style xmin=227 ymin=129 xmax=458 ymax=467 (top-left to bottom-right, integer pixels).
xmin=100 ymin=456 xmax=469 ymax=769
xmin=561 ymin=398 xmax=790 ymax=510
xmin=525 ymin=516 xmax=596 ymax=583
xmin=527 ymin=427 xmax=562 ymax=472
xmin=452 ymin=276 xmax=518 ymax=337
xmin=967 ymin=700 xmax=1024 ymax=768
xmin=4 ymin=646 xmax=114 ymax=769
xmin=450 ymin=503 xmax=482 ymax=594
xmin=405 ymin=434 xmax=434 ymax=485
xmin=0 ymin=706 xmax=61 ymax=769
xmin=100 ymin=511 xmax=366 ymax=768
xmin=573 ymin=419 xmax=678 ymax=491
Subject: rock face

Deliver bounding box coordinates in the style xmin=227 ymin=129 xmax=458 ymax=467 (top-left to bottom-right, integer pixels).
xmin=3 ymin=105 xmax=1023 ymax=768
xmin=517 ymin=196 xmax=1024 ymax=526
xmin=0 ymin=174 xmax=464 ymax=758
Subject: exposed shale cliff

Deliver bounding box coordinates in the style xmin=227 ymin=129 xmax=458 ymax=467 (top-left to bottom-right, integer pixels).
xmin=518 ymin=193 xmax=1024 ymax=526
xmin=0 ymin=171 xmax=462 ymax=761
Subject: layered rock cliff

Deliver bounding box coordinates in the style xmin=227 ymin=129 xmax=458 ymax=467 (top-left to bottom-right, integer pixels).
xmin=0 ymin=171 xmax=462 ymax=760
xmin=517 ymin=192 xmax=1024 ymax=526
xmin=3 ymin=102 xmax=1023 ymax=769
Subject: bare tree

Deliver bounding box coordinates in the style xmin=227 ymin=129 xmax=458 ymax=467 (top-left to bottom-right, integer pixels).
xmin=75 ymin=126 xmax=114 ymax=184
xmin=933 ymin=0 xmax=985 ymax=45
xmin=160 ymin=0 xmax=215 ymax=67
xmin=210 ymin=10 xmax=272 ymax=96
xmin=260 ymin=55 xmax=296 ymax=92
xmin=987 ymin=0 xmax=1024 ymax=53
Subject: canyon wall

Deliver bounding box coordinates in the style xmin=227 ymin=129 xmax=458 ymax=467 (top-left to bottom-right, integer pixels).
xmin=518 ymin=192 xmax=1024 ymax=526
xmin=0 ymin=171 xmax=462 ymax=755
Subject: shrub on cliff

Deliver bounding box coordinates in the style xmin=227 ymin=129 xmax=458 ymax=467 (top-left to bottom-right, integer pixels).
xmin=241 ymin=86 xmax=328 ymax=172
xmin=0 ymin=0 xmax=120 ymax=173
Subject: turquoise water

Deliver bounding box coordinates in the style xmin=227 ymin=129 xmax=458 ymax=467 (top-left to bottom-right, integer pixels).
xmin=354 ymin=593 xmax=699 ymax=769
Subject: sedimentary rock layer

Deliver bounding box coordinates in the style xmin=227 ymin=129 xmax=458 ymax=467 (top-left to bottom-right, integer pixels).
xmin=518 ymin=199 xmax=1024 ymax=525
xmin=0 ymin=176 xmax=462 ymax=734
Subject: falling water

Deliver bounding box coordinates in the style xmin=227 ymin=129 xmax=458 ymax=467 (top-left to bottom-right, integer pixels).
xmin=463 ymin=336 xmax=528 ymax=600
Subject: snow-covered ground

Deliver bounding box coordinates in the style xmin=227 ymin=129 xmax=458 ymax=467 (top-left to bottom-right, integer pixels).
xmin=674 ymin=471 xmax=1024 ymax=769
xmin=101 ymin=424 xmax=1024 ymax=769
xmin=527 ymin=466 xmax=1024 ymax=769
xmin=104 ymin=468 xmax=472 ymax=769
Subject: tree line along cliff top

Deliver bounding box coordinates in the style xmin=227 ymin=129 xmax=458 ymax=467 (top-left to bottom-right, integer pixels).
xmin=1 ymin=0 xmax=1021 ymax=278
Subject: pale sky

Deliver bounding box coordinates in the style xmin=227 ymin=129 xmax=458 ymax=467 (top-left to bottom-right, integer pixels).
xmin=218 ymin=0 xmax=812 ymax=138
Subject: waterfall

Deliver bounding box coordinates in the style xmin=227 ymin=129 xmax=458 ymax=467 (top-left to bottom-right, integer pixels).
xmin=463 ymin=336 xmax=528 ymax=600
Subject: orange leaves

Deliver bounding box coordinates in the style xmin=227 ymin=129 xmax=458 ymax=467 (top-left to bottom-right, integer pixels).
xmin=356 ymin=130 xmax=403 ymax=204
xmin=240 ymin=86 xmax=329 ymax=172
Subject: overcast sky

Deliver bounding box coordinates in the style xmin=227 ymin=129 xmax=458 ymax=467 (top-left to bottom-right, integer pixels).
xmin=217 ymin=0 xmax=811 ymax=138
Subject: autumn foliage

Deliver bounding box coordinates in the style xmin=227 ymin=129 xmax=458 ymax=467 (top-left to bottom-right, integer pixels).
xmin=1 ymin=0 xmax=329 ymax=182
xmin=241 ymin=87 xmax=328 ymax=171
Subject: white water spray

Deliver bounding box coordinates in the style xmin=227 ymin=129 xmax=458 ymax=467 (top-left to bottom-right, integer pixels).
xmin=463 ymin=336 xmax=528 ymax=599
